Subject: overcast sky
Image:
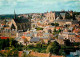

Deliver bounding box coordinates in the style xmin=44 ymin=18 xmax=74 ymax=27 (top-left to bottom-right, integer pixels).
xmin=0 ymin=0 xmax=80 ymax=14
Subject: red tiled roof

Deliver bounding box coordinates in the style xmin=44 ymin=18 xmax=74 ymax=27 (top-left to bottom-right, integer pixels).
xmin=30 ymin=51 xmax=50 ymax=57
xmin=0 ymin=50 xmax=23 ymax=57
xmin=30 ymin=51 xmax=63 ymax=57
xmin=18 ymin=51 xmax=23 ymax=57
xmin=56 ymin=27 xmax=63 ymax=30
xmin=22 ymin=36 xmax=25 ymax=39
xmin=0 ymin=37 xmax=9 ymax=39
xmin=1 ymin=24 xmax=5 ymax=25
xmin=77 ymin=35 xmax=80 ymax=38
xmin=75 ymin=38 xmax=80 ymax=42
xmin=0 ymin=50 xmax=9 ymax=53
xmin=73 ymin=29 xmax=80 ymax=33
xmin=24 ymin=32 xmax=27 ymax=34
xmin=79 ymin=26 xmax=80 ymax=27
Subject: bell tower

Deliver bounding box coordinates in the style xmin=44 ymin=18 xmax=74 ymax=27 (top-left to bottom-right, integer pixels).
xmin=14 ymin=10 xmax=16 ymax=19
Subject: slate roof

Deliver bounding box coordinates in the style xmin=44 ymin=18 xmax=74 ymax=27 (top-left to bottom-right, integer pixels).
xmin=14 ymin=18 xmax=29 ymax=23
xmin=54 ymin=19 xmax=72 ymax=22
xmin=49 ymin=26 xmax=55 ymax=28
xmin=43 ymin=33 xmax=49 ymax=35
xmin=26 ymin=33 xmax=33 ymax=37
xmin=63 ymin=32 xmax=75 ymax=35
xmin=40 ymin=37 xmax=49 ymax=39
xmin=30 ymin=37 xmax=40 ymax=42
xmin=68 ymin=33 xmax=75 ymax=35
xmin=58 ymin=35 xmax=64 ymax=40
xmin=13 ymin=16 xmax=30 ymax=32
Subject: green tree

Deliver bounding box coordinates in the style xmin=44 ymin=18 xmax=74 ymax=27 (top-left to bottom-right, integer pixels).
xmin=36 ymin=42 xmax=42 ymax=48
xmin=58 ymin=29 xmax=61 ymax=32
xmin=54 ymin=28 xmax=57 ymax=32
xmin=22 ymin=52 xmax=27 ymax=57
xmin=35 ymin=27 xmax=43 ymax=30
xmin=46 ymin=45 xmax=53 ymax=53
xmin=73 ymin=42 xmax=80 ymax=46
xmin=55 ymin=23 xmax=59 ymax=26
xmin=64 ymin=40 xmax=71 ymax=46
xmin=46 ymin=41 xmax=60 ymax=55
xmin=9 ymin=38 xmax=12 ymax=47
xmin=51 ymin=23 xmax=54 ymax=26
xmin=27 ymin=45 xmax=34 ymax=48
xmin=59 ymin=49 xmax=66 ymax=56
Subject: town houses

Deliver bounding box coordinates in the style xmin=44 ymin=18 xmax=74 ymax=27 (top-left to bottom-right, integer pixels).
xmin=0 ymin=10 xmax=80 ymax=45
xmin=0 ymin=10 xmax=80 ymax=57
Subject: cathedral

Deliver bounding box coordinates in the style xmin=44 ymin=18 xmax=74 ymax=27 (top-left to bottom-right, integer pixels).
xmin=10 ymin=10 xmax=31 ymax=32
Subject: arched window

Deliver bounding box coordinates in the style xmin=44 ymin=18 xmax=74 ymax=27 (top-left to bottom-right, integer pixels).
xmin=11 ymin=24 xmax=16 ymax=30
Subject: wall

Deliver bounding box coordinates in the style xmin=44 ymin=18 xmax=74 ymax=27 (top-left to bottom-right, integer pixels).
xmin=30 ymin=51 xmax=64 ymax=57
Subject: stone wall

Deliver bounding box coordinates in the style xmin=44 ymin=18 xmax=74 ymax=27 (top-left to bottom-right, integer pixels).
xmin=30 ymin=51 xmax=64 ymax=57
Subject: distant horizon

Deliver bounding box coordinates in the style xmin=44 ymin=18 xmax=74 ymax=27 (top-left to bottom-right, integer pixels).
xmin=0 ymin=0 xmax=80 ymax=15
xmin=0 ymin=10 xmax=80 ymax=15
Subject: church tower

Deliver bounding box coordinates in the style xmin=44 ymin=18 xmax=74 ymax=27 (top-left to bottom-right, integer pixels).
xmin=14 ymin=10 xmax=16 ymax=19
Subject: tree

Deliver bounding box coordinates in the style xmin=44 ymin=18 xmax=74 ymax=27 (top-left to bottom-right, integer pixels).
xmin=73 ymin=42 xmax=80 ymax=46
xmin=42 ymin=44 xmax=47 ymax=48
xmin=33 ymin=25 xmax=35 ymax=28
xmin=36 ymin=42 xmax=42 ymax=48
xmin=54 ymin=28 xmax=57 ymax=32
xmin=55 ymin=23 xmax=59 ymax=26
xmin=53 ymin=28 xmax=61 ymax=35
xmin=9 ymin=38 xmax=12 ymax=47
xmin=35 ymin=27 xmax=43 ymax=30
xmin=59 ymin=49 xmax=66 ymax=55
xmin=0 ymin=38 xmax=9 ymax=50
xmin=58 ymin=29 xmax=61 ymax=32
xmin=64 ymin=24 xmax=70 ymax=27
xmin=48 ymin=29 xmax=52 ymax=33
xmin=46 ymin=41 xmax=60 ymax=55
xmin=53 ymin=29 xmax=58 ymax=35
xmin=27 ymin=45 xmax=34 ymax=48
xmin=22 ymin=52 xmax=27 ymax=57
xmin=51 ymin=23 xmax=54 ymax=26
xmin=64 ymin=39 xmax=71 ymax=46
xmin=46 ymin=45 xmax=53 ymax=53
xmin=51 ymin=23 xmax=59 ymax=26
xmin=40 ymin=50 xmax=46 ymax=53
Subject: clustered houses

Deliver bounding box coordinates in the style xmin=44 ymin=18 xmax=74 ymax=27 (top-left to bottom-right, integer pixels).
xmin=0 ymin=10 xmax=80 ymax=46
xmin=14 ymin=10 xmax=80 ymax=46
xmin=15 ymin=30 xmax=53 ymax=45
xmin=0 ymin=11 xmax=31 ymax=38
xmin=57 ymin=25 xmax=80 ymax=44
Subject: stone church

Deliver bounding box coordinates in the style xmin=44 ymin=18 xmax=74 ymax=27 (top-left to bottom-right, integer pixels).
xmin=45 ymin=11 xmax=73 ymax=23
xmin=10 ymin=10 xmax=31 ymax=32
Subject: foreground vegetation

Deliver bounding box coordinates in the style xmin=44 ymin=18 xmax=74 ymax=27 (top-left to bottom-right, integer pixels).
xmin=27 ymin=40 xmax=80 ymax=56
xmin=0 ymin=38 xmax=23 ymax=56
xmin=0 ymin=38 xmax=80 ymax=56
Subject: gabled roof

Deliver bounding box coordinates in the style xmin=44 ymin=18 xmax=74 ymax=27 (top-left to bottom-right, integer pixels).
xmin=26 ymin=33 xmax=33 ymax=37
xmin=14 ymin=18 xmax=29 ymax=23
xmin=30 ymin=37 xmax=40 ymax=42
xmin=0 ymin=37 xmax=9 ymax=39
xmin=63 ymin=32 xmax=75 ymax=35
xmin=43 ymin=33 xmax=49 ymax=35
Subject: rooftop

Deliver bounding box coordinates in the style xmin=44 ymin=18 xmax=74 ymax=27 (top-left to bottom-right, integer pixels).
xmin=30 ymin=37 xmax=40 ymax=42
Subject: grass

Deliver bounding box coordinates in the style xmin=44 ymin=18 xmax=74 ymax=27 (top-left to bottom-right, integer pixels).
xmin=27 ymin=47 xmax=46 ymax=53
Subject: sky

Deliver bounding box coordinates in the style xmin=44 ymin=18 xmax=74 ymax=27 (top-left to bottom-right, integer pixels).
xmin=0 ymin=0 xmax=80 ymax=14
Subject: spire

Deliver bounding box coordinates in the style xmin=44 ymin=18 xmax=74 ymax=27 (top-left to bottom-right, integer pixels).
xmin=14 ymin=9 xmax=16 ymax=19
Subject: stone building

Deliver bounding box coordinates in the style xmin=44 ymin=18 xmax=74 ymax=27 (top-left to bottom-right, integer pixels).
xmin=9 ymin=10 xmax=31 ymax=32
xmin=45 ymin=11 xmax=73 ymax=23
xmin=45 ymin=11 xmax=55 ymax=23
